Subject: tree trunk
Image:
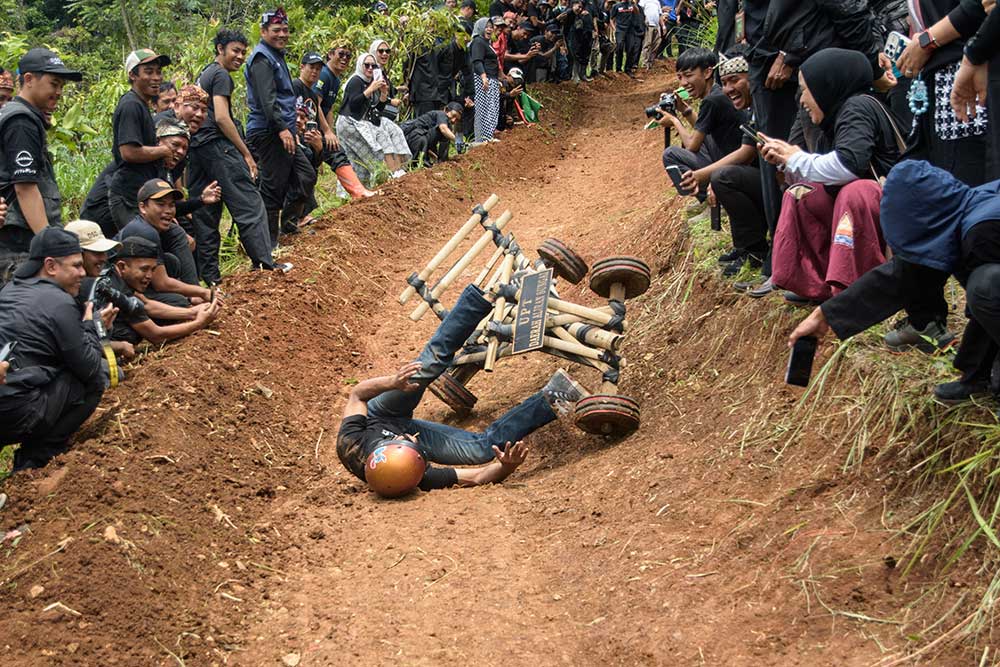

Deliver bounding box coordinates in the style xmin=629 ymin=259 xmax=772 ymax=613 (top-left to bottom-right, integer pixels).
xmin=119 ymin=0 xmax=137 ymax=52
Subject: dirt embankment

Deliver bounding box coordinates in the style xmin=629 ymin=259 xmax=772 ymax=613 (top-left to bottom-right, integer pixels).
xmin=0 ymin=67 xmax=985 ymax=666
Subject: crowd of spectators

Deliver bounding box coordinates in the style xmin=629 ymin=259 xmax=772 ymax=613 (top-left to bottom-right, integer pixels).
xmin=2 ymin=0 xmax=998 ymax=477
xmin=652 ymin=0 xmax=999 ymax=409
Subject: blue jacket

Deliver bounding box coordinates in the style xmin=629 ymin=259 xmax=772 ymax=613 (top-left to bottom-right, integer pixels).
xmin=881 ymin=160 xmax=1000 ymax=273
xmin=245 ymin=41 xmax=297 ymax=134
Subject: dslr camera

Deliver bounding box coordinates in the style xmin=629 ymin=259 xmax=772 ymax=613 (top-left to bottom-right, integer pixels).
xmin=644 ymin=92 xmax=677 ymax=119
xmin=88 ymin=268 xmax=146 ymax=320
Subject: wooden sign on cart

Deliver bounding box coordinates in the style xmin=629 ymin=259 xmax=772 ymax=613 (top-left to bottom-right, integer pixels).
xmin=512 ymin=268 xmax=552 ymax=355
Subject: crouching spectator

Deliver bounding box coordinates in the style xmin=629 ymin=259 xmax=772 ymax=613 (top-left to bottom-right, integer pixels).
xmin=789 ymin=160 xmax=1000 ymax=403
xmin=64 ymin=219 xmax=136 ymax=362
xmin=336 ymin=52 xmax=412 ymax=184
xmin=760 ymin=49 xmax=904 ymax=303
xmin=0 ymin=228 xmax=115 ymax=472
xmin=101 ymin=237 xmax=222 ymax=345
xmin=401 ymin=102 xmax=464 ymax=166
xmin=114 ymin=178 xmax=213 ymax=307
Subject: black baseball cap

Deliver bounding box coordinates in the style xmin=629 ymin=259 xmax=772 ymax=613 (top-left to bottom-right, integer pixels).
xmin=137 ymin=178 xmax=184 ymax=203
xmin=17 ymin=48 xmax=83 ymax=82
xmin=301 ymin=51 xmax=324 ymax=65
xmin=460 ymin=0 xmax=476 ymax=7
xmin=14 ymin=227 xmax=84 ymax=279
xmin=518 ymin=20 xmax=534 ymax=31
xmin=118 ymin=236 xmax=159 ymax=260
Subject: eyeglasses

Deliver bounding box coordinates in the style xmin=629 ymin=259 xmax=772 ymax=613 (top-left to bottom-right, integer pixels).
xmin=377 ymin=48 xmax=392 ymax=54
xmin=336 ymin=51 xmax=352 ymax=58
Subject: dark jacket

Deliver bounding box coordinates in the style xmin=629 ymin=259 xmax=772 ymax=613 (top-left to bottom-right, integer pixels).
xmin=755 ymin=0 xmax=880 ymax=71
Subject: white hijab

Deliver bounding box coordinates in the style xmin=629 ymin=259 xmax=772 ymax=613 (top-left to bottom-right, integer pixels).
xmin=351 ymin=52 xmax=378 ymax=85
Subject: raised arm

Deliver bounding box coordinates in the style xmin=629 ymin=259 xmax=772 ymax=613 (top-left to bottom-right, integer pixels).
xmin=342 ymin=361 xmax=422 ymax=418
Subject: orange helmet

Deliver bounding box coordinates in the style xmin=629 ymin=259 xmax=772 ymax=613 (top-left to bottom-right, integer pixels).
xmin=365 ymin=440 xmax=426 ymax=498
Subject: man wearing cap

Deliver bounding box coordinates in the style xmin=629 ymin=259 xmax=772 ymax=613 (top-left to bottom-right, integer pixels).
xmin=0 ymin=68 xmax=14 ymax=107
xmin=400 ymin=102 xmax=464 ymax=165
xmin=188 ymin=28 xmax=281 ymax=285
xmin=245 ymin=7 xmax=309 ymax=248
xmin=0 ymin=48 xmax=83 ymax=271
xmin=459 ymin=0 xmax=477 ymax=31
xmin=531 ymin=24 xmax=564 ymax=81
xmin=100 ymin=236 xmax=222 ymax=346
xmin=505 ymin=21 xmax=543 ymax=81
xmin=64 ymin=219 xmax=139 ymax=361
xmin=115 ymin=178 xmax=212 ymax=306
xmin=108 ymin=48 xmax=173 ymax=230
xmin=0 ymin=227 xmax=115 ymax=472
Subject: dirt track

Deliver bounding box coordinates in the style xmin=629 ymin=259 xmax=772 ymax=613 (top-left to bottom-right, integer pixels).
xmin=0 ymin=66 xmax=978 ymax=666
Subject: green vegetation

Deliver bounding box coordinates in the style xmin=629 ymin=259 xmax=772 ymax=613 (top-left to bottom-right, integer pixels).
xmin=0 ymin=0 xmax=476 ymax=219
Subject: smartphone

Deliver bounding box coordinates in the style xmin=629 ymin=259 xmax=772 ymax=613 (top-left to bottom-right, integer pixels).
xmin=785 ymin=336 xmax=818 ymax=387
xmin=665 ymin=165 xmax=694 ymax=196
xmin=883 ymin=31 xmax=910 ymax=66
xmin=305 ymin=120 xmax=318 ymax=132
xmin=0 ymin=340 xmax=14 ymax=363
xmin=675 ymin=87 xmax=690 ymax=101
xmin=372 ymin=67 xmax=383 ymax=82
xmin=740 ymin=123 xmax=765 ymax=145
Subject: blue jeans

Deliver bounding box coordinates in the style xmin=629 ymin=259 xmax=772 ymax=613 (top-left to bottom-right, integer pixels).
xmin=368 ymin=284 xmax=557 ymax=466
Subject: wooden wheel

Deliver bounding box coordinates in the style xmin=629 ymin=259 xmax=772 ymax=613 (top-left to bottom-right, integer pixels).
xmin=429 ymin=370 xmax=478 ymax=415
xmin=589 ymin=257 xmax=651 ymax=299
xmin=575 ymin=394 xmax=641 ymax=436
xmin=538 ymin=238 xmax=589 ymax=284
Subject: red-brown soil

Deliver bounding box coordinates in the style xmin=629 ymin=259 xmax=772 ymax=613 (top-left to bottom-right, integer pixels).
xmin=0 ymin=66 xmax=987 ymax=666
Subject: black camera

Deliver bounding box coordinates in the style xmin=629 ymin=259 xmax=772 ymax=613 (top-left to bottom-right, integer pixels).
xmin=644 ymin=92 xmax=677 ymax=118
xmin=89 ymin=269 xmax=146 ymax=319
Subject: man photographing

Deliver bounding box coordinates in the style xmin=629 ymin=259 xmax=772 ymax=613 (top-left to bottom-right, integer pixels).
xmin=0 ymin=49 xmax=83 ymax=266
xmin=0 ymin=227 xmax=115 ymax=472
xmin=658 ymin=47 xmax=745 ymax=200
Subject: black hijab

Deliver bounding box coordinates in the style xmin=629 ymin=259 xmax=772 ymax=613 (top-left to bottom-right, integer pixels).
xmin=800 ymin=48 xmax=873 ymax=133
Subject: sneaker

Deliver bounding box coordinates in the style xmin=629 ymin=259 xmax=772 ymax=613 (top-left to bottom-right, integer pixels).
xmin=748 ymin=277 xmax=775 ymax=298
xmin=783 ymin=291 xmax=815 ymax=306
xmin=933 ymin=379 xmax=991 ymax=405
xmin=733 ymin=276 xmax=763 ymax=293
xmin=718 ymin=248 xmax=741 ymax=264
xmin=274 ymin=262 xmax=294 ymax=274
xmin=722 ymin=253 xmax=763 ymax=278
xmin=884 ymin=319 xmax=956 ymax=354
xmin=391 ymin=169 xmax=407 ymax=179
xmin=542 ymin=369 xmax=587 ymax=415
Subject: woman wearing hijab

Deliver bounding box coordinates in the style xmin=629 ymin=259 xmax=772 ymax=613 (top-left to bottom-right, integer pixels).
xmin=335 ymin=51 xmax=412 ymax=183
xmin=789 ymin=159 xmax=1000 ymax=403
xmin=759 ymin=48 xmax=905 ymax=304
xmin=470 ymin=17 xmax=503 ymax=143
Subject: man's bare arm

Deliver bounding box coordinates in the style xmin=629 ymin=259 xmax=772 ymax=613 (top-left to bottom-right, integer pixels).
xmin=12 ymin=183 xmax=49 ymax=234
xmin=342 ymin=361 xmax=422 ymax=418
xmin=454 ymin=441 xmax=529 ymax=486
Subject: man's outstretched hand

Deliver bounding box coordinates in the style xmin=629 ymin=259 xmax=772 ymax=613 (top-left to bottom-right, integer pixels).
xmin=393 ymin=361 xmax=423 ymax=392
xmin=492 ymin=440 xmax=528 ymax=473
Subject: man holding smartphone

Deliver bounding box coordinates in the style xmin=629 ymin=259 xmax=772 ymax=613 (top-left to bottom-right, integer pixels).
xmin=658 ymin=47 xmax=746 ymax=202
xmin=0 ymin=227 xmax=115 ymax=472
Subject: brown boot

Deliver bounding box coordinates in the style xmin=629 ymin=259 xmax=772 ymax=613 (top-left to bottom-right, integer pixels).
xmin=335 ymin=165 xmax=376 ymax=199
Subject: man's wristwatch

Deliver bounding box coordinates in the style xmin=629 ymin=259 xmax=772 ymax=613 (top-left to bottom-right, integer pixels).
xmin=917 ymin=31 xmax=939 ymax=51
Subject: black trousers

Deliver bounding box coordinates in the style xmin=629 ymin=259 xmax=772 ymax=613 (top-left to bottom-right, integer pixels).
xmin=108 ymin=190 xmax=139 ymax=232
xmin=404 ymin=126 xmax=450 ymax=165
xmin=954 ymin=264 xmax=1000 ymax=384
xmin=0 ymin=370 xmax=104 ymax=470
xmin=324 ymin=147 xmax=352 ymax=171
xmin=749 ymin=64 xmax=798 ymax=276
xmin=281 ymin=149 xmax=319 ymax=232
xmin=711 ymin=164 xmax=767 ymax=253
xmin=188 ymin=138 xmax=275 ymax=284
xmin=247 ymin=130 xmax=295 ymax=213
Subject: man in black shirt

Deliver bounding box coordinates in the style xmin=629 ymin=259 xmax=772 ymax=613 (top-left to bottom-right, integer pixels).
xmin=188 ymin=29 xmax=280 ymax=285
xmin=0 ymin=49 xmax=83 ymax=265
xmin=659 ymin=48 xmax=745 ymax=200
xmin=108 ymin=49 xmax=174 ymax=231
xmin=283 ymin=52 xmax=329 ymax=233
xmin=115 ymin=178 xmax=212 ymax=307
xmin=0 ymin=227 xmax=113 ymax=472
xmin=336 ymin=283 xmax=585 ymax=494
xmin=102 ymin=236 xmax=222 ymax=346
xmin=530 ymin=25 xmax=564 ymax=82
xmin=400 ymin=103 xmax=463 ymax=165
xmin=609 ymin=0 xmax=642 ymax=73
